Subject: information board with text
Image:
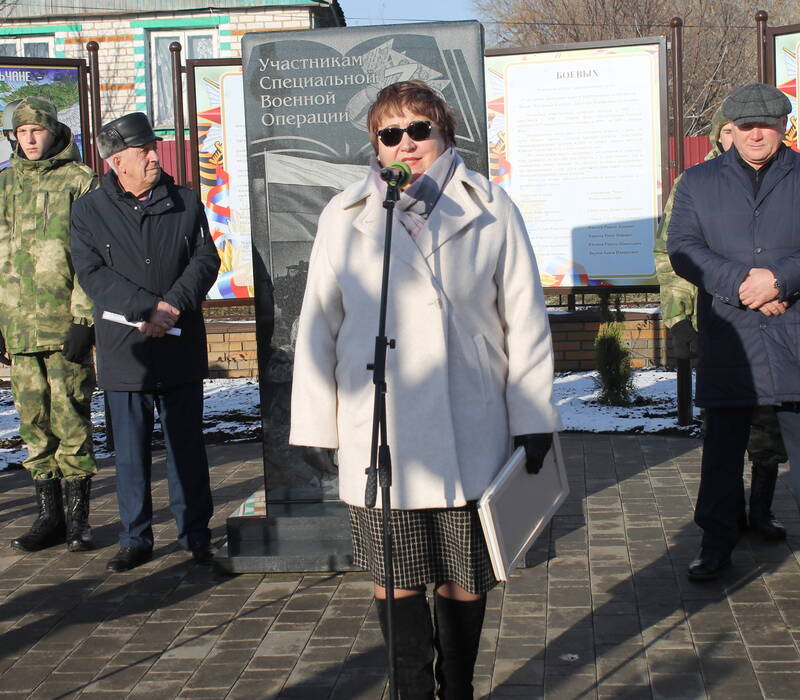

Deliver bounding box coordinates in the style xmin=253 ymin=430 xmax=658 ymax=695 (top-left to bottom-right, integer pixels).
xmin=486 ymin=40 xmax=667 ymax=289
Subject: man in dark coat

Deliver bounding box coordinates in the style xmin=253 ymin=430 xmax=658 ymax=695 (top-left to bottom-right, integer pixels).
xmin=70 ymin=112 xmax=220 ymax=572
xmin=668 ymin=83 xmax=799 ymax=581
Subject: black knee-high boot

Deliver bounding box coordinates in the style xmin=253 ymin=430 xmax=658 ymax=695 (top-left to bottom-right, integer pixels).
xmin=65 ymin=476 xmax=93 ymax=551
xmin=375 ymin=595 xmax=435 ymax=699
xmin=433 ymin=593 xmax=486 ymax=700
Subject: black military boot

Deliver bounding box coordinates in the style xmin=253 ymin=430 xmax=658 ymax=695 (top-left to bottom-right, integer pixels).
xmin=65 ymin=477 xmax=93 ymax=552
xmin=749 ymin=463 xmax=787 ymax=541
xmin=375 ymin=595 xmax=435 ymax=699
xmin=11 ymin=478 xmax=66 ymax=552
xmin=433 ymin=593 xmax=487 ymax=699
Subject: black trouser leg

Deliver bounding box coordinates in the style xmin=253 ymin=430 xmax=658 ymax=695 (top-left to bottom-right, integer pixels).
xmin=695 ymin=406 xmax=753 ymax=553
xmin=375 ymin=595 xmax=435 ymax=700
xmin=433 ymin=593 xmax=486 ymax=700
xmin=157 ymin=382 xmax=213 ymax=550
xmin=106 ymin=391 xmax=155 ymax=550
xmin=776 ymin=410 xmax=800 ymax=508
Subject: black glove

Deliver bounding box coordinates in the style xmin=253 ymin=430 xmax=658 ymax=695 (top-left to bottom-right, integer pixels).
xmin=513 ymin=433 xmax=553 ymax=475
xmin=62 ymin=323 xmax=95 ymax=363
xmin=670 ymin=319 xmax=698 ymax=360
xmin=0 ymin=330 xmax=10 ymax=366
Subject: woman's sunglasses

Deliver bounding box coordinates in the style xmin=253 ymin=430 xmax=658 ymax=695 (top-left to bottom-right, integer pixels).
xmin=376 ymin=120 xmax=432 ymax=147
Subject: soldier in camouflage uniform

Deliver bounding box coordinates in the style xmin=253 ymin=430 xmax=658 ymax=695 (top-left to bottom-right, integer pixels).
xmin=0 ymin=97 xmax=99 ymax=552
xmin=654 ymin=105 xmax=787 ymax=541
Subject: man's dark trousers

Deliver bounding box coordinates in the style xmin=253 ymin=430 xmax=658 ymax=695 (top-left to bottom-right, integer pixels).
xmin=695 ymin=406 xmax=754 ymax=553
xmin=107 ymin=381 xmax=213 ymax=551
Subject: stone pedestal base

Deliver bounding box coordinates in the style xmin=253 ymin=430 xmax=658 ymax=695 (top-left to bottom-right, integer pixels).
xmin=215 ymin=489 xmax=361 ymax=574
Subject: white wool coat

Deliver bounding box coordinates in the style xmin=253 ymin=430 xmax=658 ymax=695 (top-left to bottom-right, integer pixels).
xmin=290 ymin=157 xmax=562 ymax=509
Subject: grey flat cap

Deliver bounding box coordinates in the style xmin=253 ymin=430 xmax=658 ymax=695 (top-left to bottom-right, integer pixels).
xmin=723 ymin=83 xmax=791 ymax=126
xmin=97 ymin=112 xmax=161 ymax=159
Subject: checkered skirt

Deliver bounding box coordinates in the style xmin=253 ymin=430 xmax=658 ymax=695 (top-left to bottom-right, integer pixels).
xmin=348 ymin=503 xmax=498 ymax=595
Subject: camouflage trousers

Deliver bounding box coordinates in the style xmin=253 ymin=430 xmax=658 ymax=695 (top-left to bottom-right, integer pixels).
xmin=747 ymin=405 xmax=787 ymax=466
xmin=10 ymin=351 xmax=97 ymax=480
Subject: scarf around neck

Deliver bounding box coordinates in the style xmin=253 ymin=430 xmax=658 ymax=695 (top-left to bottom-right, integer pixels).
xmin=370 ymin=147 xmax=458 ymax=238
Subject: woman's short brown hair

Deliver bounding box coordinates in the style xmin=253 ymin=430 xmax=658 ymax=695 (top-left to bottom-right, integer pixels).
xmin=366 ymin=80 xmax=457 ymax=153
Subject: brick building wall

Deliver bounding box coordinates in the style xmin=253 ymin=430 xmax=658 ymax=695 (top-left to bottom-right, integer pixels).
xmin=206 ymin=321 xmax=259 ymax=379
xmin=0 ymin=4 xmax=330 ymax=129
xmin=204 ymin=309 xmax=672 ymax=379
xmin=549 ymin=310 xmax=669 ymax=371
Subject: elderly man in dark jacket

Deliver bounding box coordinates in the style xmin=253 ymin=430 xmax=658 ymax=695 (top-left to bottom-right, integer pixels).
xmin=71 ymin=112 xmax=220 ymax=572
xmin=668 ymin=83 xmax=800 ymax=581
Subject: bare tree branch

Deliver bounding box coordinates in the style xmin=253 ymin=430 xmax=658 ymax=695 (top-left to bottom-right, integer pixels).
xmin=474 ymin=0 xmax=795 ymax=135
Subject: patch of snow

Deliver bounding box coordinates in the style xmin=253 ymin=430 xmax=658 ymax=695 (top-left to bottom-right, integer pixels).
xmin=546 ymin=307 xmax=661 ymax=316
xmin=620 ymin=306 xmax=660 ymax=315
xmin=554 ymin=368 xmax=700 ymax=434
xmin=208 ymin=319 xmax=255 ymax=324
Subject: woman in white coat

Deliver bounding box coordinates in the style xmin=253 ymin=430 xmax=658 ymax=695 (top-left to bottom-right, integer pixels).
xmin=291 ymin=81 xmax=561 ymax=699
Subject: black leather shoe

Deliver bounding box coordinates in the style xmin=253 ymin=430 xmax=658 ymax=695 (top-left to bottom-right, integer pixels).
xmin=190 ymin=543 xmax=215 ymax=565
xmin=750 ymin=509 xmax=787 ymax=541
xmin=687 ymin=549 xmax=731 ymax=582
xmin=750 ymin=463 xmax=787 ymax=541
xmin=106 ymin=546 xmax=152 ymax=573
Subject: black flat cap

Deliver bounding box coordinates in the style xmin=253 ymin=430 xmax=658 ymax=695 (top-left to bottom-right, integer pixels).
xmin=723 ymin=83 xmax=791 ymax=126
xmin=97 ymin=112 xmax=161 ymax=159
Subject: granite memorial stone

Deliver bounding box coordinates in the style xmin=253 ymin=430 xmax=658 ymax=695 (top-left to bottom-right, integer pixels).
xmin=241 ymin=21 xmax=488 ymax=496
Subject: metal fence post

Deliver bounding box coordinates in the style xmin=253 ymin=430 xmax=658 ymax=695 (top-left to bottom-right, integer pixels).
xmin=670 ymin=17 xmax=693 ymax=427
xmin=170 ymin=42 xmax=186 ymax=186
xmin=756 ymin=10 xmax=769 ymax=82
xmin=86 ymin=41 xmax=103 ymax=173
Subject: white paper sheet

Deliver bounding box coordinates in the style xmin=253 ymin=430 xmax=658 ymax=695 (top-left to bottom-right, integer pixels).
xmin=101 ymin=311 xmax=182 ymax=337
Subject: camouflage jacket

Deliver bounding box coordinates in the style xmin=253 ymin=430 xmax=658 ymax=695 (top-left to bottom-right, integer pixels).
xmin=0 ymin=131 xmax=97 ymax=354
xmin=654 ymin=142 xmax=723 ymax=329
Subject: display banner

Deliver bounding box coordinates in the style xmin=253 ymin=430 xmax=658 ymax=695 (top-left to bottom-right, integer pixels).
xmin=188 ymin=61 xmax=254 ymax=300
xmin=486 ymin=40 xmax=667 ymax=289
xmin=769 ymin=25 xmax=800 ymax=152
xmin=0 ymin=60 xmax=87 ymax=170
xmin=241 ymin=21 xmax=487 ymax=491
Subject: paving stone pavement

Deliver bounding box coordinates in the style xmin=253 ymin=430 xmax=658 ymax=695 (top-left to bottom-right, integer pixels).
xmin=2 ymin=434 xmax=800 ymax=699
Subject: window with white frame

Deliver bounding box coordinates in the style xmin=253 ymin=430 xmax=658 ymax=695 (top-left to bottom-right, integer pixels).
xmin=149 ymin=28 xmax=216 ymax=129
xmin=0 ymin=36 xmax=54 ymax=58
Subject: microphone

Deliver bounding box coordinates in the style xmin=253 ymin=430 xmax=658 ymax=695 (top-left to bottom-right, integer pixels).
xmin=380 ymin=161 xmax=412 ymax=188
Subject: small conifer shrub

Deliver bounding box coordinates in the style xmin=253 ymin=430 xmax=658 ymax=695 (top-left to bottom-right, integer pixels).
xmin=594 ymin=295 xmax=636 ymax=406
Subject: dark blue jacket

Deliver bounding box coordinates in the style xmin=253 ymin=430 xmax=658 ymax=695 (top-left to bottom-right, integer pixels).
xmin=70 ymin=171 xmax=220 ymax=392
xmin=668 ymin=144 xmax=800 ymax=407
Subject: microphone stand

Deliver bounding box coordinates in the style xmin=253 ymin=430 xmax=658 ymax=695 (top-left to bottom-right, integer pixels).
xmin=365 ymin=170 xmax=402 ymax=700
